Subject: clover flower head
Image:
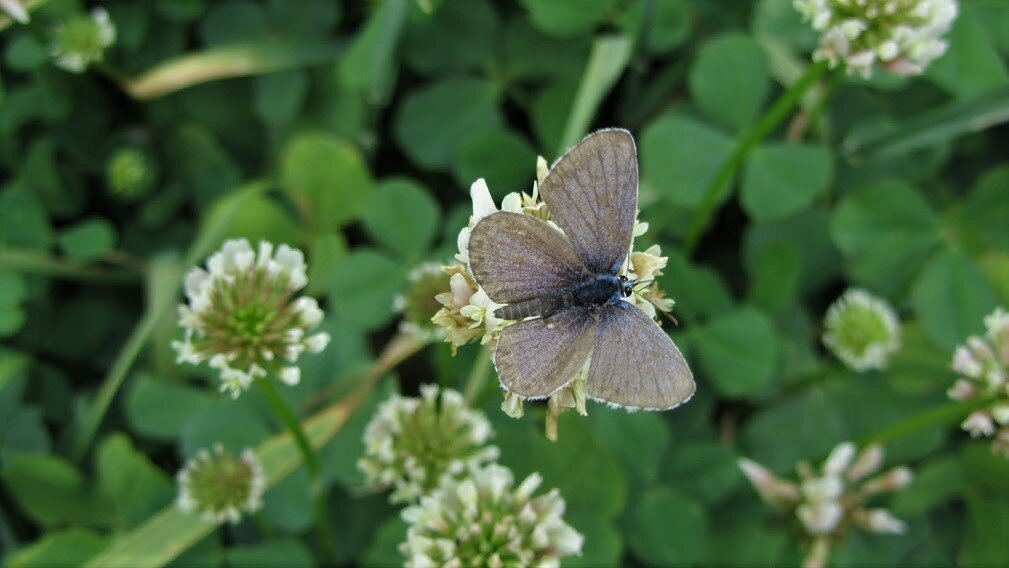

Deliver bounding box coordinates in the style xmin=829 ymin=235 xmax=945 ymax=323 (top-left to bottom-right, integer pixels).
xmin=395 ymin=263 xmax=453 ymax=341
xmin=171 ymin=239 xmax=330 ymax=398
xmin=176 ymin=444 xmax=265 ymax=524
xmin=358 ymin=385 xmax=500 ymax=504
xmin=400 ymin=463 xmax=583 ymax=567
xmin=106 ymin=148 xmax=156 ymax=200
xmin=822 ymin=288 xmax=901 ymax=372
xmin=740 ymin=441 xmax=912 ymax=568
xmin=794 ymin=0 xmax=957 ymax=77
xmin=433 ymin=156 xmax=678 ymax=436
xmin=946 ymin=306 xmax=1009 ymax=457
xmin=51 ymin=7 xmax=116 ymax=73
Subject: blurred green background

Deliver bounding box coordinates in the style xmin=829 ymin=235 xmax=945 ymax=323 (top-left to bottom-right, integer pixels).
xmin=1 ymin=0 xmax=1008 ymax=566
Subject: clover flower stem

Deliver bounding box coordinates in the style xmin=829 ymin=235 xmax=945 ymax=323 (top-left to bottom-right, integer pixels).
xmin=255 ymin=377 xmax=333 ymax=562
xmin=683 ymin=60 xmax=830 ymax=256
xmin=463 ymin=342 xmax=494 ymax=405
xmin=857 ymin=396 xmax=996 ymax=448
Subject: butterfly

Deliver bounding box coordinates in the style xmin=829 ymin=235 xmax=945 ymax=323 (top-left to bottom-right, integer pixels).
xmin=467 ymin=129 xmax=695 ymax=410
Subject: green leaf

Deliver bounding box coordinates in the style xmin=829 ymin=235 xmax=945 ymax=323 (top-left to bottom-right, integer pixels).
xmin=741 ymin=143 xmax=833 ymax=222
xmin=281 ymin=133 xmax=376 ymax=232
xmin=403 ymin=0 xmax=497 ymax=75
xmin=454 ymin=129 xmax=537 ymax=196
xmin=745 ymin=207 xmax=841 ymax=293
xmin=254 ymin=69 xmax=309 ymax=126
xmin=519 ymin=0 xmax=615 ymax=38
xmin=201 ymin=189 xmax=301 ymax=246
xmin=361 ymin=516 xmax=407 ymax=567
xmin=831 ymin=180 xmax=941 ymax=298
xmin=557 ymin=35 xmax=633 ymax=154
xmin=689 ymin=33 xmax=770 ymax=132
xmin=628 ymin=487 xmax=708 ymax=566
xmin=339 ymin=0 xmax=409 ymax=105
xmin=911 ymin=248 xmax=997 ymax=350
xmin=628 ymin=0 xmax=690 ymax=54
xmin=694 ymin=307 xmax=779 ymax=397
xmin=660 ymin=442 xmax=743 ymax=503
xmin=891 ymin=456 xmax=964 ymax=518
xmin=199 ymin=1 xmax=267 ymax=44
xmin=7 ymin=528 xmax=109 ymax=568
xmin=660 ymin=251 xmax=735 ymax=321
xmin=95 ymin=433 xmax=173 ymax=528
xmin=747 ymin=244 xmax=800 ymax=314
xmin=962 ymin=491 xmax=1009 ymax=567
xmin=531 ymin=80 xmax=578 ymax=153
xmin=495 ymin=413 xmax=627 ymax=518
xmin=925 ymin=9 xmax=1008 ymax=99
xmin=955 ymin=164 xmax=1009 ymax=253
xmin=393 ymin=77 xmax=502 ymax=169
xmin=752 ymin=0 xmax=818 ymax=51
xmin=361 ymin=178 xmax=441 ymax=260
xmin=327 ymin=249 xmax=407 ymax=331
xmin=0 ymin=185 xmax=53 ymax=249
xmin=57 ymin=218 xmax=116 ymax=262
xmin=306 ymin=232 xmax=348 ymax=297
xmin=226 ymin=539 xmax=314 ymax=568
xmin=742 ymin=384 xmax=847 ymax=472
xmin=703 ymin=522 xmax=788 ymax=567
xmin=122 ymin=42 xmax=342 ymax=100
xmin=180 ymin=398 xmax=273 ymax=458
xmin=591 ymin=407 xmax=669 ymax=485
xmin=565 ymin=515 xmax=622 ymax=567
xmin=261 ymin=469 xmax=313 ymax=531
xmin=640 ymin=113 xmax=734 ymax=208
xmin=1 ymin=454 xmax=109 ymax=528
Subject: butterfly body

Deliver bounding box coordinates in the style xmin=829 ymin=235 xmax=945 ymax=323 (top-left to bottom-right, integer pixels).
xmin=467 ymin=129 xmax=695 ymax=411
xmin=495 ymin=274 xmax=630 ymax=320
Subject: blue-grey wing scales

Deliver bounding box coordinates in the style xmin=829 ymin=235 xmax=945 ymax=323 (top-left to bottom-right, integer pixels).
xmin=468 ymin=211 xmax=587 ymax=304
xmin=539 ymin=129 xmax=638 ymax=275
xmin=586 ymin=302 xmax=695 ymax=410
xmin=493 ymin=308 xmax=597 ymax=399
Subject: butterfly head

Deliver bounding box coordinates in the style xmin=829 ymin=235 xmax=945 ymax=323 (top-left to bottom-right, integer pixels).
xmin=618 ymin=274 xmax=635 ymax=298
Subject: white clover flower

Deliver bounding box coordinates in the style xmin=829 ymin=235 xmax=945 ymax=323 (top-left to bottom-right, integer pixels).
xmin=945 ymin=306 xmax=1009 ymax=457
xmin=171 ymin=239 xmax=330 ymax=398
xmin=106 ymin=148 xmax=156 ymax=201
xmin=51 ymin=7 xmax=116 ymax=73
xmin=822 ymin=288 xmax=901 ymax=372
xmin=740 ymin=442 xmax=912 ymax=568
xmin=176 ymin=444 xmax=265 ymax=524
xmin=400 ymin=464 xmax=583 ymax=567
xmin=794 ymin=0 xmax=957 ymax=77
xmin=357 ymin=385 xmax=500 ymax=504
xmin=394 ymin=263 xmax=452 ymax=341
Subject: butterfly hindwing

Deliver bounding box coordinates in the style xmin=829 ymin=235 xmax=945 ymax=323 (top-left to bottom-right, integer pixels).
xmin=468 ymin=211 xmax=587 ymax=304
xmin=539 ymin=129 xmax=638 ymax=275
xmin=586 ymin=301 xmax=695 ymax=410
xmin=493 ymin=308 xmax=597 ymax=399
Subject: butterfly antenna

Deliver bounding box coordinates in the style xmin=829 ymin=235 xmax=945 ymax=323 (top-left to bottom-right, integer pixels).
xmin=632 ymin=285 xmax=681 ymax=326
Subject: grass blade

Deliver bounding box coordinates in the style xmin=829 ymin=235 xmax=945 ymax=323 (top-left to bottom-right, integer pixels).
xmin=121 ymin=43 xmax=340 ymax=100
xmin=557 ymin=35 xmax=633 ymax=155
xmin=843 ymin=85 xmax=1009 ymax=162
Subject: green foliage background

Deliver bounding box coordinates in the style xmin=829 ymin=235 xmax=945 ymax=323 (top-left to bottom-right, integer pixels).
xmin=1 ymin=0 xmax=1008 ymax=566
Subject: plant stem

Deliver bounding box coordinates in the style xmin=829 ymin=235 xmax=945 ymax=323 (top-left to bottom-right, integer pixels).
xmin=0 ymin=246 xmax=141 ymax=283
xmin=858 ymin=397 xmax=995 ymax=448
xmin=682 ymin=60 xmax=829 ymax=256
xmin=463 ymin=343 xmax=493 ymax=405
xmin=256 ymin=377 xmax=332 ymax=561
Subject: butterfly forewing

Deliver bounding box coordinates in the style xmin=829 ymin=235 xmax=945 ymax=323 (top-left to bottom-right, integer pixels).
xmin=586 ymin=302 xmax=695 ymax=410
xmin=493 ymin=308 xmax=597 ymax=399
xmin=468 ymin=212 xmax=587 ymax=304
xmin=540 ymin=129 xmax=638 ymax=275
